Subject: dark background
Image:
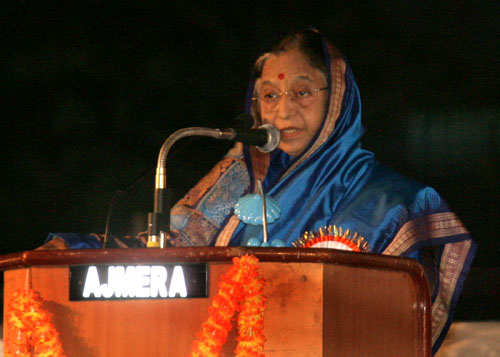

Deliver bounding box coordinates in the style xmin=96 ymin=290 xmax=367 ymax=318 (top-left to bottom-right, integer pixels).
xmin=1 ymin=2 xmax=499 ymax=320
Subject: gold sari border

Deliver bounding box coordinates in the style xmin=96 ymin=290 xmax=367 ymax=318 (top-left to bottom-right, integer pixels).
xmin=431 ymin=239 xmax=472 ymax=345
xmin=382 ymin=212 xmax=473 ymax=348
xmin=383 ymin=212 xmax=469 ymax=256
xmin=215 ymin=215 xmax=241 ymax=246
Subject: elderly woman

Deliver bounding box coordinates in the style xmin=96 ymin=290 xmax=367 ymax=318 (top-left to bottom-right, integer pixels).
xmin=44 ymin=29 xmax=475 ymax=353
xmin=168 ymin=30 xmax=475 ymax=353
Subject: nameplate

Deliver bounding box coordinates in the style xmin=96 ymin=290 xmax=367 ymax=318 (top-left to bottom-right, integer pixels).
xmin=69 ymin=263 xmax=208 ymax=301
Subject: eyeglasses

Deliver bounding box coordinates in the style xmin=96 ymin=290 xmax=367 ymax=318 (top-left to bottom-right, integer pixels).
xmin=253 ymin=86 xmax=328 ymax=108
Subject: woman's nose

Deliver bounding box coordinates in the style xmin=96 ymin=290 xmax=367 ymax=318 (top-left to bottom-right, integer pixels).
xmin=277 ymin=93 xmax=297 ymax=120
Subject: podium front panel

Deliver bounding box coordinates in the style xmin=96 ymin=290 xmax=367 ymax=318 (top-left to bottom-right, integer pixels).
xmin=4 ymin=259 xmax=428 ymax=356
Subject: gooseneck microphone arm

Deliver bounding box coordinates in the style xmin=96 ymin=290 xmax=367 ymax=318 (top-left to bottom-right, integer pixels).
xmin=146 ymin=124 xmax=280 ymax=247
xmin=147 ymin=127 xmax=233 ymax=247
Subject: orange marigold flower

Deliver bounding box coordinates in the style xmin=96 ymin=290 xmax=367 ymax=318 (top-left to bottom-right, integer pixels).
xmin=191 ymin=255 xmax=266 ymax=357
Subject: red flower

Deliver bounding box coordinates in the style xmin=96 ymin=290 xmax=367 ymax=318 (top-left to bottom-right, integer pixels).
xmin=5 ymin=289 xmax=66 ymax=357
xmin=191 ymin=255 xmax=266 ymax=357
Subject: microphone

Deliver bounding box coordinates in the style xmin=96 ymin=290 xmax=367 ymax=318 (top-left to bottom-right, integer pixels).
xmin=225 ymin=124 xmax=280 ymax=153
xmin=227 ymin=113 xmax=280 ymax=153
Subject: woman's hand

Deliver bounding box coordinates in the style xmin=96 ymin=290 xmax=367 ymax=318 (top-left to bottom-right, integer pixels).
xmin=35 ymin=236 xmax=69 ymax=250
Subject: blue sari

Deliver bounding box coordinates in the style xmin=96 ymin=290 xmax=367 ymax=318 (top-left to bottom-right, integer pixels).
xmin=167 ymin=42 xmax=475 ymax=353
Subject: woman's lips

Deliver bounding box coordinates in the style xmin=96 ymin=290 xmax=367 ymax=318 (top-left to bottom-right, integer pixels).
xmin=280 ymin=127 xmax=302 ymax=139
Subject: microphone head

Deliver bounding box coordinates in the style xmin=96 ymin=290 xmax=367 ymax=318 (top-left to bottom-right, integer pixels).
xmin=257 ymin=124 xmax=280 ymax=153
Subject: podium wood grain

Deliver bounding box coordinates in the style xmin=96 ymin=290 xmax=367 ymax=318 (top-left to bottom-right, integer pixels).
xmin=2 ymin=248 xmax=430 ymax=356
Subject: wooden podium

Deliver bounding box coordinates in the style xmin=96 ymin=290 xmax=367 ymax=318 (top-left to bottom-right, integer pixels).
xmin=1 ymin=247 xmax=431 ymax=356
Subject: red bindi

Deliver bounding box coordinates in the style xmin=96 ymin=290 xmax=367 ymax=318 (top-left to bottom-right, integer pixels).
xmin=278 ymin=73 xmax=285 ymax=80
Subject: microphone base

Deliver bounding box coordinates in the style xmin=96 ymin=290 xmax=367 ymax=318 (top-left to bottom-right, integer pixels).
xmin=147 ymin=212 xmax=170 ymax=248
xmin=147 ymin=240 xmax=162 ymax=248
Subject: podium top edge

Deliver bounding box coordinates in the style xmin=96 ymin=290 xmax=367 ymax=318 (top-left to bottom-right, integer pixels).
xmin=0 ymin=247 xmax=422 ymax=274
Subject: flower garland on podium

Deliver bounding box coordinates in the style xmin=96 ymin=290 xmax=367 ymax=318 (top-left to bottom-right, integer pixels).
xmin=4 ymin=271 xmax=66 ymax=357
xmin=191 ymin=254 xmax=266 ymax=357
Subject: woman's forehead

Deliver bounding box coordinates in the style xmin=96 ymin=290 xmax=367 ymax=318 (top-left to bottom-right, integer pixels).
xmin=262 ymin=75 xmax=314 ymax=87
xmin=260 ymin=49 xmax=323 ymax=84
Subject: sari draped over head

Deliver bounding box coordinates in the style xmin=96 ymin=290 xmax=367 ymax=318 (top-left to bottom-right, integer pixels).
xmin=168 ymin=41 xmax=475 ymax=352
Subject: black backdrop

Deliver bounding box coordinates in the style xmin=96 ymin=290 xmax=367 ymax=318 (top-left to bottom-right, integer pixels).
xmin=2 ymin=1 xmax=499 ymax=318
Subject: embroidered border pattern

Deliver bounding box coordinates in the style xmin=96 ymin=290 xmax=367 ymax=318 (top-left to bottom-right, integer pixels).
xmin=383 ymin=212 xmax=469 ymax=256
xmin=382 ymin=212 xmax=471 ymax=346
xmin=431 ymin=239 xmax=471 ymax=344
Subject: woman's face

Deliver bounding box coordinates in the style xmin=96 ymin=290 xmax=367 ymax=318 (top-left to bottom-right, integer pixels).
xmin=258 ymin=48 xmax=328 ymax=157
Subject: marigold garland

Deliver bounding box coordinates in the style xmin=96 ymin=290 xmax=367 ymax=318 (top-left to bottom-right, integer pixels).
xmin=5 ymin=288 xmax=66 ymax=357
xmin=191 ymin=254 xmax=266 ymax=357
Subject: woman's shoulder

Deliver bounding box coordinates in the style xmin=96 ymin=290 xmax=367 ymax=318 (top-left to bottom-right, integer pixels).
xmin=336 ymin=162 xmax=445 ymax=230
xmin=332 ymin=162 xmax=448 ymax=252
xmin=366 ymin=162 xmax=441 ymax=208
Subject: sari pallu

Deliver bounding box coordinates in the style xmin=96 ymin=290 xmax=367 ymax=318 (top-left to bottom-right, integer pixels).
xmin=167 ymin=40 xmax=475 ymax=353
